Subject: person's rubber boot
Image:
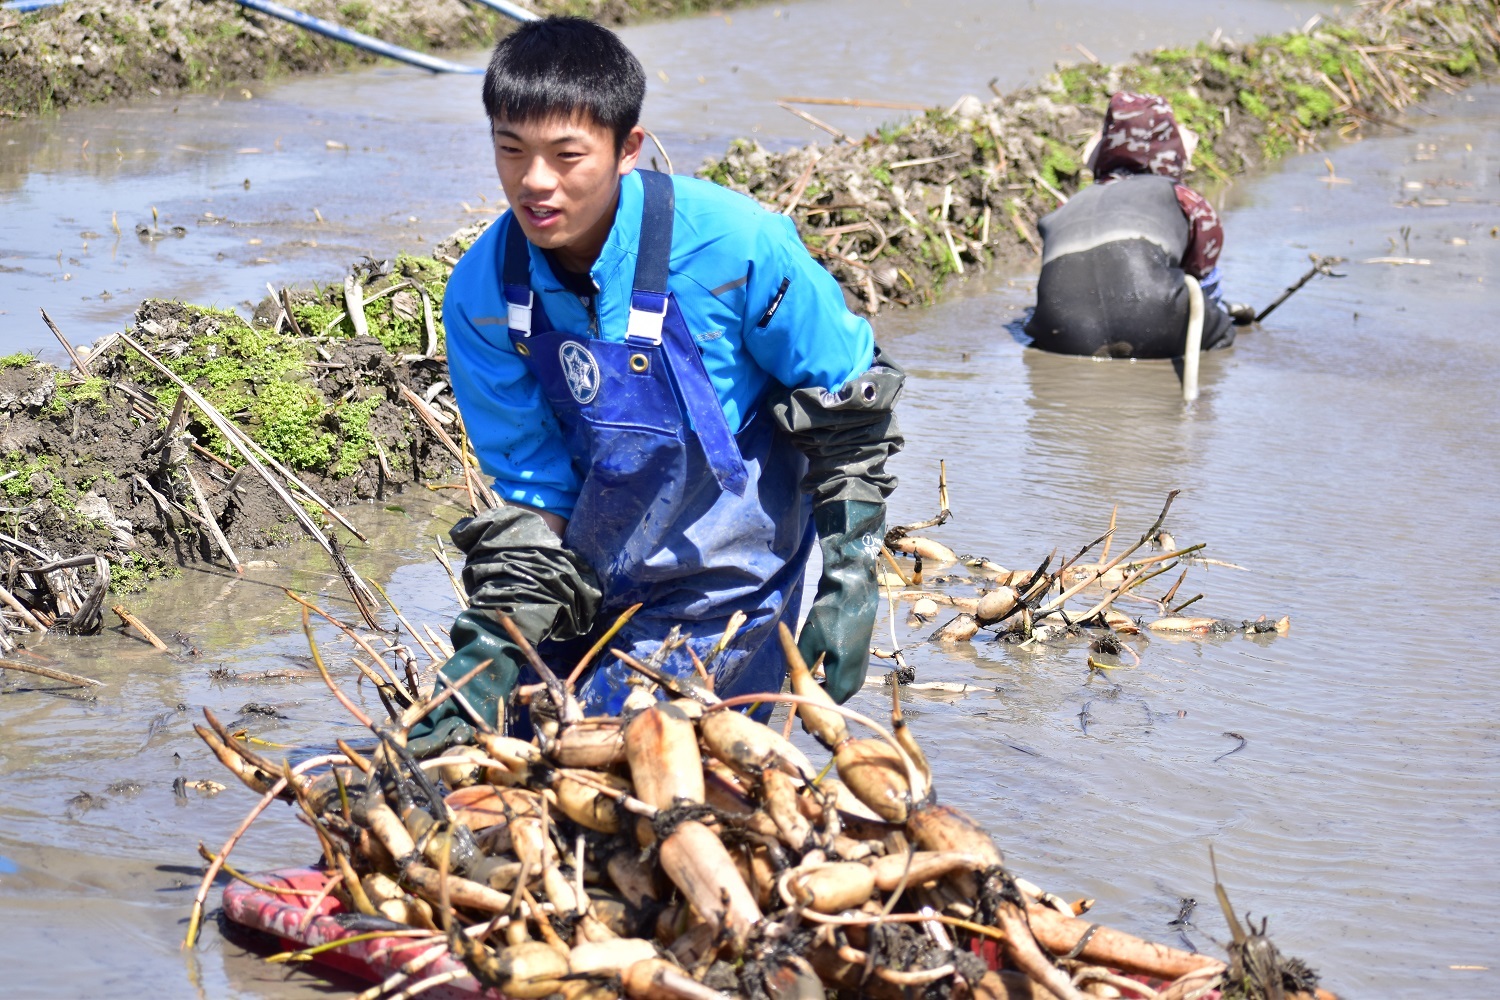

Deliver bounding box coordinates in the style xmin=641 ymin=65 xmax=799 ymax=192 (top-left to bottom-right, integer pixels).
xmin=1227 ymin=302 xmax=1256 ymax=326
xmin=405 ymin=609 xmax=524 ymax=758
xmin=797 ymin=499 xmax=884 ymax=704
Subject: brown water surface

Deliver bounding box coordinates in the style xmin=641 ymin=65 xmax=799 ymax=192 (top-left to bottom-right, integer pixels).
xmin=870 ymin=84 xmax=1500 ymax=994
xmin=2 ymin=4 xmax=1498 ymax=998
xmin=0 ymin=0 xmax=1321 ymax=353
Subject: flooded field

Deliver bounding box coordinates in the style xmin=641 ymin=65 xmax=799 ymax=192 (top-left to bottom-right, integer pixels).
xmin=0 ymin=0 xmax=1323 ymax=353
xmin=870 ymin=82 xmax=1500 ymax=995
xmin=3 ymin=1 xmax=1498 ymax=997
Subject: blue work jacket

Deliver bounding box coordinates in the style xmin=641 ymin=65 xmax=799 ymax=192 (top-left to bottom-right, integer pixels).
xmin=442 ymin=169 xmax=874 ymax=518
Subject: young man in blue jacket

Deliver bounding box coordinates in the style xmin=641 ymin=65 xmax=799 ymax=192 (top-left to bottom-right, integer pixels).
xmin=411 ymin=16 xmax=903 ymax=751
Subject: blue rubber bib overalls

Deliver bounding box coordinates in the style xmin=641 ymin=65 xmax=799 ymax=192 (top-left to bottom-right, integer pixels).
xmin=501 ymin=170 xmax=814 ymax=716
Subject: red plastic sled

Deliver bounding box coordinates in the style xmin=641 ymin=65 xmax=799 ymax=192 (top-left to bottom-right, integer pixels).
xmin=222 ymin=866 xmax=504 ymax=998
xmin=224 ymin=867 xmax=1193 ymax=998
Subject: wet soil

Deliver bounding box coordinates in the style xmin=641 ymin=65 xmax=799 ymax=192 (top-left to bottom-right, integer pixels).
xmin=0 ymin=0 xmax=765 ymax=118
xmin=0 ymin=0 xmax=503 ymax=116
xmin=1 ymin=257 xmax=463 ymax=627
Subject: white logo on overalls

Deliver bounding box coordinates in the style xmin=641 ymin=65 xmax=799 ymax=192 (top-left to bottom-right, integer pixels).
xmin=559 ymin=341 xmax=600 ymax=405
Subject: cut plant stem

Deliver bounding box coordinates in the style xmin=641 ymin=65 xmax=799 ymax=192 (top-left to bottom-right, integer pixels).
xmin=1160 ymin=568 xmax=1188 ymax=606
xmin=565 ymin=603 xmax=643 ymax=688
xmin=183 ymin=752 xmax=349 ymax=949
xmin=1036 ymin=492 xmax=1180 ymax=618
xmin=302 ymin=608 xmax=375 ymax=730
xmin=371 ymin=579 xmax=437 ymax=662
xmin=879 ymin=545 xmax=914 ymax=587
xmin=183 ymin=467 xmax=242 ymax=574
xmin=496 ymin=613 xmax=569 ymax=712
xmin=429 ymin=543 xmax=467 ymax=611
xmin=196 ymin=845 xmax=324 ymax=897
xmin=118 ymin=333 xmax=380 ymax=626
xmin=887 ymin=460 xmax=951 ymax=538
xmin=0 ymin=582 xmax=48 ymax=635
xmin=778 ymin=95 xmax=930 ymax=110
xmin=39 ymin=307 xmax=90 ymax=375
xmin=0 ymin=657 xmax=102 ymax=687
xmin=1100 ymin=505 xmax=1118 ymax=562
xmin=111 ymin=604 xmax=171 ymax=652
xmin=1170 ymin=594 xmax=1205 ymax=614
xmin=284 ymin=589 xmax=407 ymax=693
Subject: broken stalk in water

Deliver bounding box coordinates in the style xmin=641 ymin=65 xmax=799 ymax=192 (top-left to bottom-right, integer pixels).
xmin=1254 ymin=254 xmax=1348 ymax=323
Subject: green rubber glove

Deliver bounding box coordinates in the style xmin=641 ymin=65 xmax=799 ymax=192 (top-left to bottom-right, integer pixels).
xmin=406 ymin=504 xmax=602 ymax=758
xmin=405 ymin=609 xmax=531 ymax=758
xmin=1227 ymin=302 xmax=1257 ymax=326
xmin=798 ymin=499 xmax=885 ymax=704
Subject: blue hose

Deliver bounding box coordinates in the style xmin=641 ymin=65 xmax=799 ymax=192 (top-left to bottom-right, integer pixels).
xmin=1 ymin=0 xmax=69 ymax=12
xmin=2 ymin=0 xmax=533 ymax=68
xmin=231 ymin=0 xmax=483 ymax=74
xmin=460 ymin=0 xmax=538 ymax=22
xmin=1 ymin=0 xmax=535 ymax=53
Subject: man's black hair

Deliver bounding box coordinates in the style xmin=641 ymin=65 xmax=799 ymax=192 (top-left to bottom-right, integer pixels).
xmin=483 ymin=17 xmax=646 ymax=152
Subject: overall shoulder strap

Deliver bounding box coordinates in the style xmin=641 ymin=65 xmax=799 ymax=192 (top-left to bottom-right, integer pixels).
xmin=628 ymin=172 xmax=749 ymax=497
xmin=501 ymin=214 xmax=536 ymax=336
xmin=626 ymin=170 xmax=675 ymax=346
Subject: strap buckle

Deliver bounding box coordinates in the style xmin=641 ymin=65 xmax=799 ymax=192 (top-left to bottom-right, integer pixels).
xmin=625 ymin=291 xmax=668 ymax=346
xmin=505 ymin=287 xmax=534 ymax=337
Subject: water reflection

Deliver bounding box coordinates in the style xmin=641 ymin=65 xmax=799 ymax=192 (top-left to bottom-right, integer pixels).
xmin=1018 ymin=346 xmax=1219 ymax=499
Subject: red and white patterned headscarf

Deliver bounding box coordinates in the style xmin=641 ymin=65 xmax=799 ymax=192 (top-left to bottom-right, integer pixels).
xmin=1082 ymin=92 xmax=1222 ymax=278
xmin=1086 ymin=92 xmax=1194 ymax=181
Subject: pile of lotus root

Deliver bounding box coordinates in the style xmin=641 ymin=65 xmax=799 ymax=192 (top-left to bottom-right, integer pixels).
xmin=190 ymin=618 xmax=1331 ymax=1000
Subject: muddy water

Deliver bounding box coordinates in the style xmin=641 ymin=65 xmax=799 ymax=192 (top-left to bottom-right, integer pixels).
xmin=0 ymin=0 xmax=1321 ymax=354
xmin=2 ymin=4 xmax=1497 ymax=999
xmin=868 ymin=85 xmax=1500 ymax=993
xmin=0 ymin=494 xmax=480 ymax=998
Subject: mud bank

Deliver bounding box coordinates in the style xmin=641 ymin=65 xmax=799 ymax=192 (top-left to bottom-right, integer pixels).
xmin=698 ymin=0 xmax=1500 ymax=310
xmin=0 ymin=0 xmax=756 ymax=117
xmin=0 ymin=250 xmax=470 ymax=649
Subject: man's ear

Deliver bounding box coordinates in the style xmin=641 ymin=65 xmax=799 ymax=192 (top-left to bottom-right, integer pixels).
xmin=617 ymin=126 xmax=646 ymax=175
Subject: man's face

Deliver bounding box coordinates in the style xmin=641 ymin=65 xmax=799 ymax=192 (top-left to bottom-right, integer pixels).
xmin=491 ymin=113 xmax=644 ymax=270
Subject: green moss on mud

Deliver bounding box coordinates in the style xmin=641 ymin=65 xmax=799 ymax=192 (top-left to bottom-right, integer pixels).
xmin=109 ymin=551 xmax=179 ymax=594
xmin=1444 ymin=44 xmax=1479 ymax=75
xmin=249 ymin=380 xmax=335 ymax=471
xmin=1057 ymin=63 xmax=1110 ymax=106
xmin=43 ymin=375 xmax=109 ymax=416
xmin=119 ymin=302 xmax=393 ymax=478
xmin=1237 ymin=89 xmax=1271 ymax=120
xmin=1038 ymin=139 xmax=1081 ymax=191
xmin=333 ymin=396 xmax=384 ymax=477
xmin=291 ymin=254 xmax=448 ymax=355
xmin=129 ymin=310 xmax=305 ymax=456
xmin=2 ymin=453 xmax=56 ymax=500
xmin=289 ymin=295 xmax=345 ymax=337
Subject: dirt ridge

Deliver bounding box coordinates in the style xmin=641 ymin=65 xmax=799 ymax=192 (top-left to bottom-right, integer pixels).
xmin=0 ymin=0 xmax=757 ymax=117
xmin=0 ymin=251 xmax=470 ymax=648
xmin=695 ymin=0 xmax=1499 ymax=311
